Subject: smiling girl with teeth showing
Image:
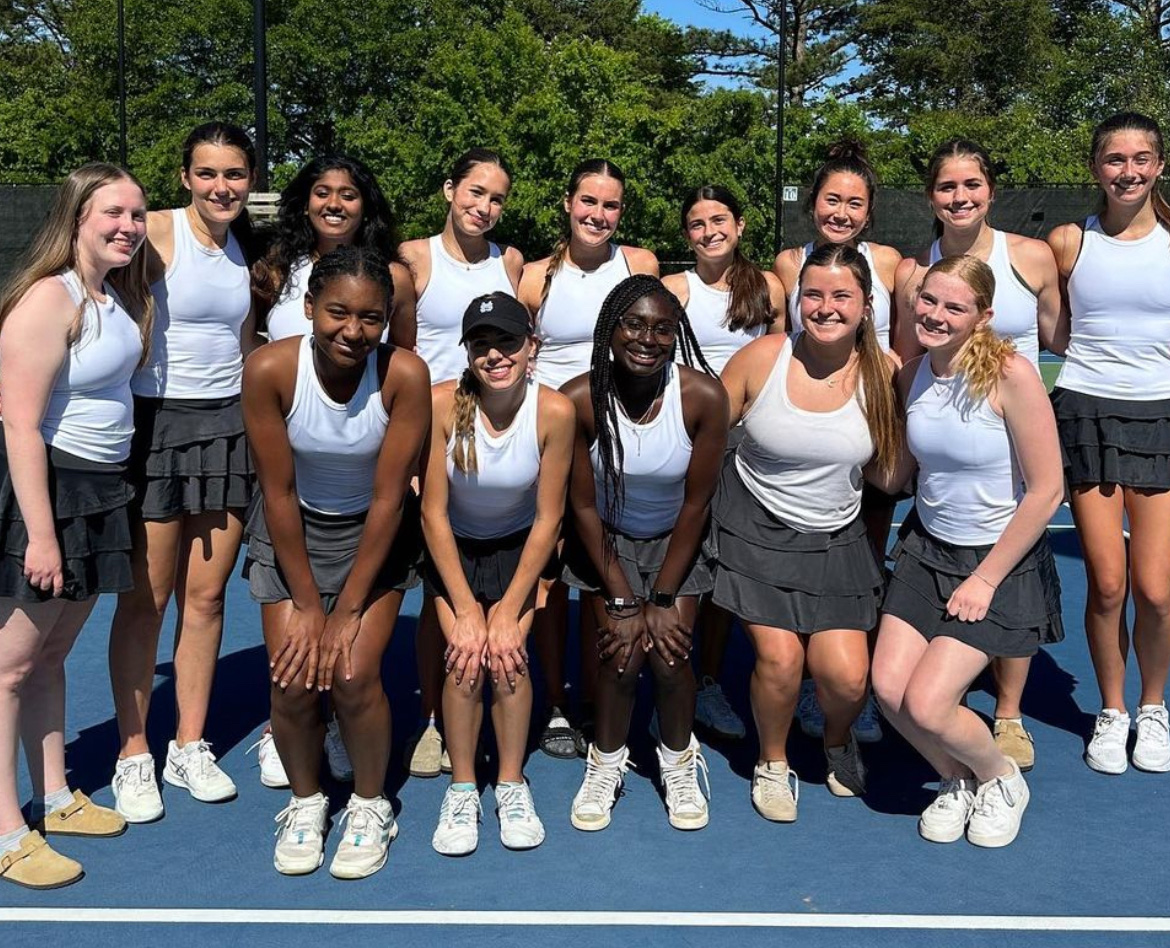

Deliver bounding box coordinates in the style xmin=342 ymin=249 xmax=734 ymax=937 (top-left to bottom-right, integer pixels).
xmin=518 ymin=159 xmax=659 ymax=763
xmin=893 ymin=139 xmax=1064 ymax=777
xmin=1048 ymin=113 xmax=1170 ymax=778
xmin=874 ymin=254 xmax=1063 ymax=850
xmin=107 ymin=123 xmax=262 ymax=824
xmin=561 ymin=274 xmax=727 ymax=833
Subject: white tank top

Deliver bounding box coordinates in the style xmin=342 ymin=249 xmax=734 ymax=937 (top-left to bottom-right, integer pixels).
xmin=735 ymin=337 xmax=872 ymax=533
xmin=265 ymin=254 xmax=391 ymax=344
xmin=906 ymin=356 xmax=1021 ymax=546
xmin=929 ymin=229 xmax=1040 ymax=368
xmin=285 ymin=335 xmax=388 ymax=516
xmin=446 ymin=380 xmax=542 ymax=539
xmin=786 ymin=242 xmax=891 ymax=352
xmin=1057 ymin=215 xmax=1170 ymax=399
xmin=415 ymin=234 xmax=514 ymax=385
xmin=33 ymin=272 xmax=143 ymax=463
xmin=535 ymin=245 xmax=631 ymax=390
xmin=590 ymin=364 xmax=691 ymax=537
xmin=132 ymin=208 xmax=251 ymax=398
xmin=680 ymin=270 xmax=767 ymax=375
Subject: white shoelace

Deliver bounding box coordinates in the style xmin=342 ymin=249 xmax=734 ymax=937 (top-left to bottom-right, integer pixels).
xmin=661 ymin=750 xmax=711 ymax=812
xmin=274 ymin=797 xmax=325 ymax=839
xmin=440 ymin=788 xmax=481 ymax=828
xmin=1136 ymin=706 xmax=1169 ymax=742
xmin=117 ymin=758 xmax=154 ymax=791
xmin=181 ymin=740 xmax=219 ymax=776
xmin=495 ymin=784 xmax=535 ymax=823
xmin=1093 ymin=711 xmax=1128 ymax=746
xmin=340 ymin=797 xmax=388 ymax=841
xmin=578 ymin=751 xmax=632 ymax=811
xmin=246 ymin=734 xmax=273 ymax=756
xmin=972 ymin=775 xmax=1016 ymax=819
xmin=932 ymin=777 xmax=972 ymax=812
xmin=756 ymin=765 xmax=799 ymax=806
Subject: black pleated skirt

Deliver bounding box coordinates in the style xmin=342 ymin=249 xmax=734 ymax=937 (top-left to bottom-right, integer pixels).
xmin=243 ymin=494 xmax=421 ymax=614
xmin=882 ymin=511 xmax=1064 ymax=658
xmin=707 ymin=453 xmax=883 ymax=634
xmin=1052 ymin=387 xmax=1170 ymax=489
xmin=424 ymin=527 xmax=537 ymax=602
xmin=0 ymin=437 xmax=134 ymax=601
xmin=130 ymin=396 xmax=253 ymax=519
xmin=561 ymin=524 xmax=715 ymax=599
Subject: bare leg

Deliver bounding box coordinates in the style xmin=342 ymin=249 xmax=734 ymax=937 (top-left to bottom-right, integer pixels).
xmin=992 ymin=657 xmax=1030 ymax=720
xmin=262 ymin=601 xmax=325 ymax=798
xmin=532 ymin=576 xmax=568 ymax=712
xmin=415 ymin=596 xmax=445 ymax=723
xmin=805 ymin=628 xmax=869 ymax=747
xmin=651 ymin=598 xmax=699 ymax=750
xmin=696 ymin=600 xmax=732 ymax=681
xmin=435 ymin=595 xmax=484 ymax=786
xmin=490 ymin=595 xmax=538 ymax=784
xmin=742 ymin=622 xmax=804 ymax=763
xmin=590 ymin=595 xmax=649 ymax=753
xmin=1126 ymin=488 xmax=1170 ymax=706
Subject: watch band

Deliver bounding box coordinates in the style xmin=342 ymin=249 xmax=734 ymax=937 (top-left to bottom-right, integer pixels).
xmin=648 ymin=589 xmax=676 ymax=608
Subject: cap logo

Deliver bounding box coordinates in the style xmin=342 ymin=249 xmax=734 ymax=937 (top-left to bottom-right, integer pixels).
xmin=480 ymin=300 xmax=493 ymax=313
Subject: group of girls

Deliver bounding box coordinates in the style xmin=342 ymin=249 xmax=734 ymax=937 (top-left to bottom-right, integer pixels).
xmin=1 ymin=109 xmax=1168 ymax=889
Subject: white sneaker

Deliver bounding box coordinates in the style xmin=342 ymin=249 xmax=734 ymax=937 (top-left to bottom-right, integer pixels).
xmin=918 ymin=776 xmax=976 ymax=843
xmin=248 ymin=729 xmax=290 ymax=789
xmin=852 ymin=693 xmax=883 ymax=744
xmin=163 ymin=740 xmax=237 ymax=803
xmin=495 ymin=782 xmax=545 ymax=850
xmin=112 ymin=754 xmax=164 ymax=823
xmin=432 ymin=784 xmax=482 ymax=856
xmin=1085 ymin=709 xmax=1130 ymax=775
xmin=570 ymin=744 xmax=632 ymax=832
xmin=657 ymin=736 xmax=711 ymax=830
xmin=966 ymin=761 xmax=1030 ymax=848
xmin=1132 ymin=703 xmax=1170 ymax=773
xmin=695 ymin=676 xmax=746 ymax=740
xmin=324 ymin=719 xmax=354 ymax=782
xmin=797 ymin=680 xmax=825 ymax=739
xmin=825 ymin=738 xmax=867 ymax=797
xmin=751 ymin=760 xmax=798 ymax=822
xmin=329 ymin=795 xmax=397 ymax=878
xmin=273 ymin=793 xmax=329 ymax=875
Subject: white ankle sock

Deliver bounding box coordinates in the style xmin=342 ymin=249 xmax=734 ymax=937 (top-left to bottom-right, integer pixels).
xmin=596 ymin=746 xmax=627 ymax=767
xmin=30 ymin=785 xmax=73 ymax=822
xmin=0 ymin=825 xmax=29 ymax=854
xmin=658 ymin=740 xmax=693 ymax=766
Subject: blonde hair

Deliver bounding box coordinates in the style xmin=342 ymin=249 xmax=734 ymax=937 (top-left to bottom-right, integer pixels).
xmin=924 ymin=254 xmax=1015 ymax=401
xmin=450 ymin=369 xmax=481 ymax=475
xmin=0 ymin=163 xmax=154 ymax=361
xmin=799 ymin=244 xmax=903 ymax=476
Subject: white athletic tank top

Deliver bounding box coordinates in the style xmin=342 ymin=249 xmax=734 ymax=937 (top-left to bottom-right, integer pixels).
xmin=535 ymin=245 xmax=631 ymax=390
xmin=285 ymin=335 xmax=388 ymax=516
xmin=929 ymin=229 xmax=1040 ymax=368
xmin=906 ymin=356 xmax=1021 ymax=546
xmin=446 ymin=379 xmax=542 ymax=540
xmin=786 ymin=242 xmax=891 ymax=352
xmin=132 ymin=208 xmax=251 ymax=398
xmin=590 ymin=364 xmax=691 ymax=537
xmin=735 ymin=337 xmax=872 ymax=533
xmin=680 ymin=270 xmax=767 ymax=375
xmin=415 ymin=234 xmax=514 ymax=385
xmin=34 ymin=271 xmax=143 ymax=463
xmin=265 ymin=255 xmax=391 ymax=344
xmin=1057 ymin=215 xmax=1170 ymax=399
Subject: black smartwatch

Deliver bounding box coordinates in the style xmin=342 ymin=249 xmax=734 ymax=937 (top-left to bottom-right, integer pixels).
xmin=647 ymin=589 xmax=676 ymax=609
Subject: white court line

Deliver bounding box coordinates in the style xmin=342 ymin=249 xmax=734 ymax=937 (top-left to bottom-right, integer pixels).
xmin=1 ymin=908 xmax=1169 ymax=931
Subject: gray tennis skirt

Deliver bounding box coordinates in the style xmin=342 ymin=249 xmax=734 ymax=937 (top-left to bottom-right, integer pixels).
xmin=243 ymin=494 xmax=421 ymax=613
xmin=1052 ymin=387 xmax=1170 ymax=490
xmin=882 ymin=511 xmax=1064 ymax=658
xmin=424 ymin=527 xmax=535 ymax=602
xmin=561 ymin=523 xmax=715 ymax=600
xmin=0 ymin=436 xmax=134 ymax=602
xmin=707 ymin=453 xmax=883 ymax=634
xmin=130 ymin=395 xmax=254 ymax=520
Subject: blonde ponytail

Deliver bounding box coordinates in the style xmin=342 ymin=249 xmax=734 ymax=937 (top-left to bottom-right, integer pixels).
xmin=450 ymin=370 xmax=481 ymax=475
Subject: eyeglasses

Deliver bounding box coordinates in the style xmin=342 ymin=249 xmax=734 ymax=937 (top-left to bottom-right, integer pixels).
xmin=618 ymin=316 xmax=677 ymax=342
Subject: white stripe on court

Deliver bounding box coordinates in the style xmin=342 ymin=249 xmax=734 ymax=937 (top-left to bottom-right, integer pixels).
xmin=1 ymin=908 xmax=1169 ymax=931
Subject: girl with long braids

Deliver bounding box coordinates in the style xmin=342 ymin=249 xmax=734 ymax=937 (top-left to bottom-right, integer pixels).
xmin=873 ymin=255 xmax=1062 ymax=849
xmin=1048 ymin=112 xmax=1170 ymax=775
xmin=894 ymin=139 xmax=1062 ymax=775
xmin=0 ymin=164 xmax=151 ymax=889
xmin=248 ymin=154 xmax=415 ymax=789
xmin=108 ymin=122 xmax=261 ymax=823
xmin=255 ymin=154 xmax=415 ymax=347
xmin=517 ymin=158 xmax=659 ymax=760
xmin=399 ymin=148 xmax=523 ymax=780
xmin=562 ymin=274 xmax=727 ymax=832
xmin=421 ymin=293 xmax=574 ymax=856
xmin=242 ymin=246 xmax=429 ymax=878
xmin=715 ymin=245 xmax=900 ymax=823
xmin=661 ymin=185 xmax=784 ymax=744
xmin=773 ymin=141 xmax=904 ymax=747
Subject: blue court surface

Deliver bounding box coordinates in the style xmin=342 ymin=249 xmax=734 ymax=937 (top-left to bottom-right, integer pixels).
xmin=4 ymin=503 xmax=1170 ymax=948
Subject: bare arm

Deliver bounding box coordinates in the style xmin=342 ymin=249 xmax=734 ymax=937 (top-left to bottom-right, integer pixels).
xmin=893 ymin=256 xmax=927 ymax=363
xmin=1043 ymin=223 xmax=1081 ymax=357
xmin=0 ymin=279 xmax=72 ymax=596
xmin=502 ymin=245 xmax=526 ymax=292
xmin=623 ymin=246 xmax=660 ymax=279
xmin=763 ymin=270 xmax=786 ymax=334
xmin=388 ymin=261 xmax=418 ymax=351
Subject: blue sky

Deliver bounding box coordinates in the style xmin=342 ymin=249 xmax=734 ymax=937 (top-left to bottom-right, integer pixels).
xmin=641 ymin=0 xmax=771 ymax=88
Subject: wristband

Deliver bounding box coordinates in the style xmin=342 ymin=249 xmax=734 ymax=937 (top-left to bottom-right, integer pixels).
xmin=971 ymin=570 xmax=999 ymax=591
xmin=647 ymin=589 xmax=677 ymax=609
xmin=605 ymin=596 xmax=643 ymax=617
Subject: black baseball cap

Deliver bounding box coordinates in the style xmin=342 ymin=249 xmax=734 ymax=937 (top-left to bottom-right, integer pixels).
xmin=460 ymin=293 xmax=531 ymax=343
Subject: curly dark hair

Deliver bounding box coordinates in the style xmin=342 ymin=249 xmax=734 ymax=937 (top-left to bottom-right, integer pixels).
xmin=306 ymin=245 xmax=394 ymax=319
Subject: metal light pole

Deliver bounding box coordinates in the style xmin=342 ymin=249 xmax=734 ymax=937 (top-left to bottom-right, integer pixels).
xmin=253 ymin=0 xmax=269 ymax=189
xmin=774 ymin=0 xmax=787 ymax=250
xmin=117 ymin=0 xmax=127 ymax=167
